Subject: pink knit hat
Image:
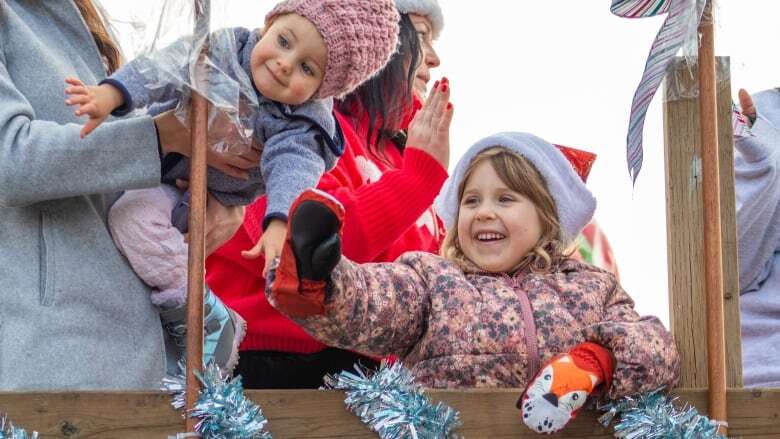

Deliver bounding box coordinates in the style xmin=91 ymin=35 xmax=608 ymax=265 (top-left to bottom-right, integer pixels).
xmin=266 ymin=0 xmax=400 ymax=99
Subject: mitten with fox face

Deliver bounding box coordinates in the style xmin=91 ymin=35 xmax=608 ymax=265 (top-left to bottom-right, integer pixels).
xmin=518 ymin=342 xmax=614 ymax=434
xmin=268 ymin=189 xmax=344 ymax=318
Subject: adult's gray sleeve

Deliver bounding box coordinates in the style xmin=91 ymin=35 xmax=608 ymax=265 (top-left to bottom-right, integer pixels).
xmin=734 ymin=105 xmax=780 ymax=292
xmin=0 ymin=57 xmax=161 ymax=207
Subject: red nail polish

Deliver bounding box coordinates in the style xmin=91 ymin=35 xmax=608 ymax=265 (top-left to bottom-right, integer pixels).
xmin=442 ymin=76 xmax=449 ymax=84
xmin=447 ymin=102 xmax=453 ymax=110
xmin=441 ymin=83 xmax=448 ymax=92
xmin=433 ymin=80 xmax=439 ymax=89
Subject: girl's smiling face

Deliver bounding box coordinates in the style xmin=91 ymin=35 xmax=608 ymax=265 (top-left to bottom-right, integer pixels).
xmin=251 ymin=13 xmax=327 ymax=105
xmin=457 ymin=159 xmax=543 ymax=273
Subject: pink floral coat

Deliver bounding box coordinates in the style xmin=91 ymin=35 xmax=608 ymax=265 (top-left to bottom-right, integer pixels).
xmin=273 ymin=252 xmax=679 ymax=398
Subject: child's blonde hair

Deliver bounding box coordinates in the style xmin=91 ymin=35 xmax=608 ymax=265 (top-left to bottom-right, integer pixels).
xmin=440 ymin=147 xmax=570 ymax=273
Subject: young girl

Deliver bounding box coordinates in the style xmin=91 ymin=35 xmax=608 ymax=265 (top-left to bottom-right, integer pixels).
xmin=267 ymin=129 xmax=680 ymax=434
xmin=63 ymin=0 xmax=400 ymax=373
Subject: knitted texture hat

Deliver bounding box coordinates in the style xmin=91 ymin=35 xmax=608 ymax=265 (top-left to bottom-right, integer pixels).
xmin=434 ymin=132 xmax=597 ymax=243
xmin=266 ymin=0 xmax=400 ymax=99
xmin=394 ymin=0 xmax=444 ymax=38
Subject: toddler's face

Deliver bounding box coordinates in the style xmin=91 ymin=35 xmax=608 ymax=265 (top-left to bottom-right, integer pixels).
xmin=457 ymin=160 xmax=543 ymax=273
xmin=251 ymin=14 xmax=327 ymax=105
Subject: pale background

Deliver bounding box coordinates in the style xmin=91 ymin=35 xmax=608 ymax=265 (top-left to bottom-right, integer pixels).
xmin=100 ymin=0 xmax=780 ymax=326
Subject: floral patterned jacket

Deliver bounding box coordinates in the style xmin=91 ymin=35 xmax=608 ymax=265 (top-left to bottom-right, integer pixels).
xmin=276 ymin=252 xmax=679 ymax=398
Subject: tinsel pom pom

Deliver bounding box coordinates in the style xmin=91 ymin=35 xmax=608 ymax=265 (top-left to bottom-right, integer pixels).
xmin=0 ymin=414 xmax=38 ymax=439
xmin=162 ymin=361 xmax=271 ymax=439
xmin=324 ymin=361 xmax=462 ymax=439
xmin=598 ymin=389 xmax=726 ymax=438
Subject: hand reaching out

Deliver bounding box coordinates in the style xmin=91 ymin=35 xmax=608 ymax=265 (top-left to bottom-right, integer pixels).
xmin=64 ymin=77 xmax=125 ymax=138
xmin=242 ymin=218 xmax=287 ymax=279
xmin=406 ymin=76 xmax=454 ymax=170
xmin=738 ymin=88 xmax=757 ymax=126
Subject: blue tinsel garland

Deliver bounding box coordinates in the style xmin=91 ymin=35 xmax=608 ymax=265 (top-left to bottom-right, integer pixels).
xmin=0 ymin=414 xmax=37 ymax=439
xmin=598 ymin=389 xmax=726 ymax=438
xmin=324 ymin=361 xmax=462 ymax=439
xmin=162 ymin=361 xmax=271 ymax=439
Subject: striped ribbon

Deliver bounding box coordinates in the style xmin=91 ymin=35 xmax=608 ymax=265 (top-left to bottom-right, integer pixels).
xmin=611 ymin=0 xmax=705 ymax=183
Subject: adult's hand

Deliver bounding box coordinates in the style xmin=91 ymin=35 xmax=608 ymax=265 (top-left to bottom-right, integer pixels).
xmin=204 ymin=192 xmax=245 ymax=256
xmin=406 ymin=77 xmax=453 ymax=170
xmin=179 ymin=180 xmax=245 ymax=256
xmin=738 ymin=88 xmax=757 ymax=126
xmin=153 ymin=110 xmax=262 ymax=180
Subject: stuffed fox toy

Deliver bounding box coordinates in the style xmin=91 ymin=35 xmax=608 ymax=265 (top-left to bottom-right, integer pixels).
xmin=519 ymin=342 xmax=615 ymax=434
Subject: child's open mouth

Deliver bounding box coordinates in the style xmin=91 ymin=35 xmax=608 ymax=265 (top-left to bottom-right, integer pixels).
xmin=476 ymin=232 xmax=506 ymax=242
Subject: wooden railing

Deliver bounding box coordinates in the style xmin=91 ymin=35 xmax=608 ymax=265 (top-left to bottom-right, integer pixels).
xmin=1 ymin=389 xmax=778 ymax=438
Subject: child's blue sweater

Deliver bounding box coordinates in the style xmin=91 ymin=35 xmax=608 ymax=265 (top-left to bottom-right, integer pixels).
xmin=106 ymin=27 xmax=342 ymax=226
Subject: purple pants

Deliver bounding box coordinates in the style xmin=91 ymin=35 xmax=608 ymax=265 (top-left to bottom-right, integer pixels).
xmin=108 ymin=185 xmax=188 ymax=307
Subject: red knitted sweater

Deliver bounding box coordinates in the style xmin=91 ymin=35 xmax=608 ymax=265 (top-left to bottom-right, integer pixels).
xmin=205 ymin=102 xmax=448 ymax=353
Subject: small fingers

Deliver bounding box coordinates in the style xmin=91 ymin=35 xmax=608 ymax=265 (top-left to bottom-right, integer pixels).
xmin=64 ymin=77 xmax=85 ymax=87
xmin=241 ymin=242 xmax=263 ymax=260
xmin=65 ymin=94 xmax=93 ymax=107
xmin=74 ymin=103 xmax=98 ymax=117
xmin=65 ymin=85 xmax=89 ymax=96
xmin=80 ymin=118 xmax=102 ymax=138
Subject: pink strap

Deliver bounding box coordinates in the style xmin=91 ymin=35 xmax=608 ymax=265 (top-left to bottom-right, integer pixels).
xmin=510 ymin=275 xmax=540 ymax=378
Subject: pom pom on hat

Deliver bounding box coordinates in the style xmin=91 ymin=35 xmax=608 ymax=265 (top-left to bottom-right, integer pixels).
xmin=434 ymin=132 xmax=597 ymax=243
xmin=394 ymin=0 xmax=444 ymax=39
xmin=266 ymin=0 xmax=400 ymax=99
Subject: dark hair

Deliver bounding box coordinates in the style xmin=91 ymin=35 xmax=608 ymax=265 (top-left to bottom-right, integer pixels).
xmin=74 ymin=0 xmax=122 ymax=74
xmin=336 ymin=13 xmax=421 ymax=162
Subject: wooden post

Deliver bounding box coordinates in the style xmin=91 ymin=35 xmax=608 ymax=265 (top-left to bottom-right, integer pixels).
xmin=663 ymin=9 xmax=742 ymax=432
xmin=664 ymin=56 xmax=742 ymax=389
xmin=696 ymin=2 xmax=727 ymax=431
xmin=663 ymin=56 xmax=742 ymax=396
xmin=185 ymin=0 xmax=210 ymax=435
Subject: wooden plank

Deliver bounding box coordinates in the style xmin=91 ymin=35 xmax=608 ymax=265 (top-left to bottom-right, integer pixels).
xmin=663 ymin=56 xmax=742 ymax=389
xmin=1 ymin=389 xmax=777 ymax=438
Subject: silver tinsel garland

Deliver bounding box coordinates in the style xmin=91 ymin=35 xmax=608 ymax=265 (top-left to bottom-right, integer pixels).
xmin=324 ymin=361 xmax=462 ymax=439
xmin=598 ymin=389 xmax=726 ymax=438
xmin=0 ymin=414 xmax=37 ymax=439
xmin=162 ymin=361 xmax=271 ymax=439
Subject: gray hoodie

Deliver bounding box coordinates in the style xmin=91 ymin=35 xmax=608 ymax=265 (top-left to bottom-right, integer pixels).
xmin=0 ymin=0 xmax=166 ymax=389
xmin=735 ymin=88 xmax=780 ymax=387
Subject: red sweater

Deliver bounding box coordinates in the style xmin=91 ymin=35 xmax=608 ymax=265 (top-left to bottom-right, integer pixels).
xmin=205 ymin=103 xmax=449 ymax=353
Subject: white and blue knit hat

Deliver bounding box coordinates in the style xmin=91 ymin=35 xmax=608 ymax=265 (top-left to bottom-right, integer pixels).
xmin=434 ymin=132 xmax=597 ymax=243
xmin=394 ymin=0 xmax=444 ymax=38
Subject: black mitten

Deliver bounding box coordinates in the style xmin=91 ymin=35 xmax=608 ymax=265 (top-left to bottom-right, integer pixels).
xmin=269 ymin=189 xmax=345 ymax=317
xmin=290 ymin=200 xmax=342 ymax=281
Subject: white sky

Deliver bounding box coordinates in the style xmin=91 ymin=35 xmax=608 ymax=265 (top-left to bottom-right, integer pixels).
xmin=101 ymin=0 xmax=780 ymax=325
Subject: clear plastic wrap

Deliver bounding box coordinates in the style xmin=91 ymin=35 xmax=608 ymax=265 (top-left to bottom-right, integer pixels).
xmin=104 ymin=0 xmax=260 ymax=154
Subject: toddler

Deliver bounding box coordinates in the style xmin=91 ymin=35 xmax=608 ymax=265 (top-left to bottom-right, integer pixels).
xmin=64 ymin=0 xmax=400 ymax=373
xmin=268 ymin=131 xmax=680 ymax=434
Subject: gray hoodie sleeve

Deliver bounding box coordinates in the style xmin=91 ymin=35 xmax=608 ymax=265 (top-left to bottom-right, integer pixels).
xmin=0 ymin=53 xmax=160 ymax=208
xmin=260 ymin=98 xmax=342 ymax=225
xmin=735 ymin=90 xmax=780 ymax=292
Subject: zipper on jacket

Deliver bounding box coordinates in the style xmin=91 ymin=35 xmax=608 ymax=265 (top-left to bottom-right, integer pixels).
xmin=504 ymin=273 xmax=540 ymax=378
xmin=39 ymin=212 xmax=55 ymax=306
